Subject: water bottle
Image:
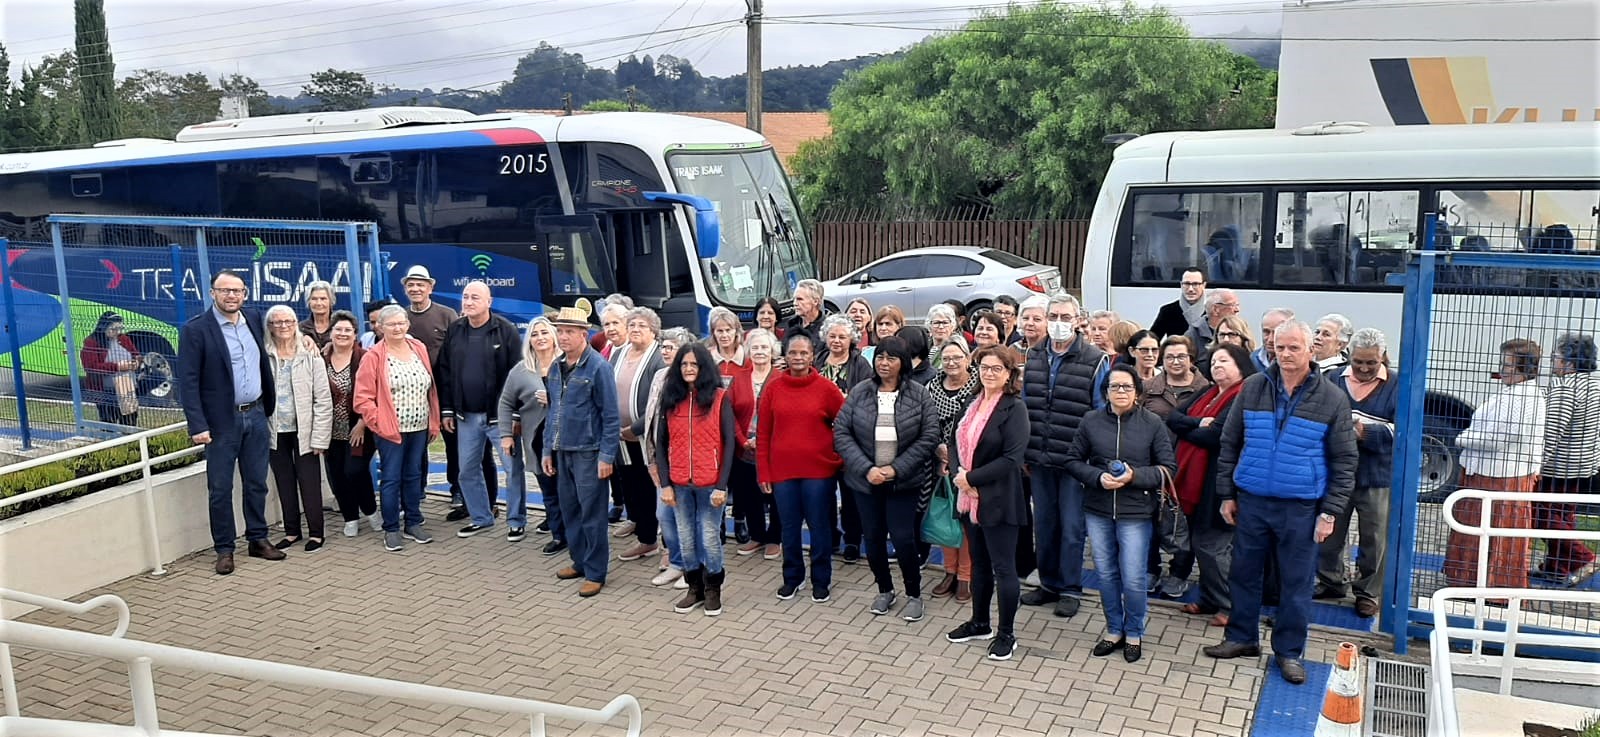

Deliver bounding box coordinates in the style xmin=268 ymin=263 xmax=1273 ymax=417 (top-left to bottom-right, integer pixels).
xmin=1108 ymin=460 xmax=1127 ymax=476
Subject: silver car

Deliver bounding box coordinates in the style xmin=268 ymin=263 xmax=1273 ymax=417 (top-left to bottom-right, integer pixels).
xmin=822 ymin=246 xmax=1065 ymax=322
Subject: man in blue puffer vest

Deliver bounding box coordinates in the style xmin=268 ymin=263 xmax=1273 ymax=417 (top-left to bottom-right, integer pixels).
xmin=1202 ymin=320 xmax=1358 ymax=686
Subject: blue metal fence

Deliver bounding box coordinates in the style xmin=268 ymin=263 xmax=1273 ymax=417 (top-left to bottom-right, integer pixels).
xmin=0 ymin=216 xmax=385 ymax=455
xmin=1385 ymin=213 xmax=1600 ymax=654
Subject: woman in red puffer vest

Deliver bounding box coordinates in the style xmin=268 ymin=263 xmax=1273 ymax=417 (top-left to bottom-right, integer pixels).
xmin=655 ymin=343 xmax=737 ymax=617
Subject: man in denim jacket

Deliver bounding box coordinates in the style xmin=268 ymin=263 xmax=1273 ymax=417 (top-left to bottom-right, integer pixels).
xmin=1203 ymin=320 xmax=1358 ymax=686
xmin=543 ymin=307 xmax=622 ymax=597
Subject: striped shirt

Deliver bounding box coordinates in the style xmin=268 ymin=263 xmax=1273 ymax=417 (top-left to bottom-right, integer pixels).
xmin=874 ymin=391 xmax=899 ymax=466
xmin=1544 ymin=372 xmax=1600 ymax=479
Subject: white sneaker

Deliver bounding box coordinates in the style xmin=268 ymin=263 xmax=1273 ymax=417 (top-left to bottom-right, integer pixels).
xmin=651 ymin=567 xmax=683 ymax=586
xmin=343 ymin=520 xmax=359 ymax=538
xmin=1023 ymin=571 xmax=1042 ymax=589
xmin=366 ymin=514 xmax=381 ymax=533
xmin=674 ymin=575 xmax=690 ymax=590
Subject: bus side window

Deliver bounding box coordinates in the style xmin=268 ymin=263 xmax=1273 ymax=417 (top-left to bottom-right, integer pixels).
xmin=1274 ymin=190 xmax=1416 ymax=287
xmin=1123 ymin=190 xmax=1262 ymax=285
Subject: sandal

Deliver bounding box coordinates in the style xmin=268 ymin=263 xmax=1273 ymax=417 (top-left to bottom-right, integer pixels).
xmin=1181 ymin=603 xmax=1216 ymax=616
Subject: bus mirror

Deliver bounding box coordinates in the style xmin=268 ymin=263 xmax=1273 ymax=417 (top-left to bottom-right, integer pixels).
xmin=643 ymin=191 xmax=720 ymax=260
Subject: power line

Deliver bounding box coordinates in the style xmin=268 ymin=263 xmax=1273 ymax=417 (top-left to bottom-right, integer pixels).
xmin=761 ymin=17 xmax=1599 ymax=42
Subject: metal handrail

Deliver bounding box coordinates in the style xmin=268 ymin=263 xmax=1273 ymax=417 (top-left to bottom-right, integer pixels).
xmin=0 ymin=618 xmax=643 ymax=737
xmin=0 ymin=590 xmax=133 ymax=719
xmin=0 ymin=422 xmax=194 ymax=509
xmin=1429 ymin=487 xmax=1600 ymax=737
xmin=1428 ymin=587 xmax=1600 ymax=737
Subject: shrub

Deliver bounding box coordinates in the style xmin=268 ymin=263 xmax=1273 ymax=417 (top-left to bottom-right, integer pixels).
xmin=0 ymin=429 xmax=201 ymax=521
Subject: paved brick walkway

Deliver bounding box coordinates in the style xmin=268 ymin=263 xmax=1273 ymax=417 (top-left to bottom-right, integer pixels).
xmin=11 ymin=498 xmax=1354 ymax=737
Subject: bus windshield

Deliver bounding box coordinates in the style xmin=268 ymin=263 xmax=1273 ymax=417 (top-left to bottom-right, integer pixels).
xmin=669 ymin=149 xmax=815 ymax=308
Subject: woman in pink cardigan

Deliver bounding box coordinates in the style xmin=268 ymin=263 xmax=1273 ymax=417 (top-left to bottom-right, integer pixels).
xmin=354 ymin=304 xmax=441 ymax=552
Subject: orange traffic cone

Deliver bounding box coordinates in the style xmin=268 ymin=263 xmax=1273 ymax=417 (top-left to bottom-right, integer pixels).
xmin=1314 ymin=641 xmax=1363 ymax=737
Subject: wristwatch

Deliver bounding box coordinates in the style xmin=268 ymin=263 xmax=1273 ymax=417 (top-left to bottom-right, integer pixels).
xmin=1318 ymin=513 xmax=1336 ymax=523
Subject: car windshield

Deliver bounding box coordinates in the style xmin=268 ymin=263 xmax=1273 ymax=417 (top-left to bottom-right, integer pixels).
xmin=980 ymin=249 xmax=1034 ymax=268
xmin=669 ymin=149 xmax=816 ymax=308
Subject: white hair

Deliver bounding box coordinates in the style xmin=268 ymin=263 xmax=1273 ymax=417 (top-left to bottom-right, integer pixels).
xmin=1348 ymin=327 xmax=1387 ymax=354
xmin=706 ymin=306 xmax=741 ymax=335
xmin=820 ymin=314 xmax=858 ymax=346
xmin=1088 ymin=309 xmax=1118 ymax=323
xmin=926 ymin=303 xmax=957 ymax=325
xmin=600 ymin=303 xmax=630 ymax=321
xmin=303 ymin=280 xmax=334 ymax=306
xmin=744 ymin=327 xmax=779 ymax=354
xmin=1317 ymin=313 xmax=1354 ymax=343
xmin=624 ymin=306 xmax=661 ymax=334
xmin=265 ymin=304 xmax=298 ymax=324
xmin=1261 ymin=307 xmax=1295 ymax=324
xmin=1019 ymin=295 xmax=1051 ymax=317
xmin=659 ymin=327 xmax=695 ymax=350
xmin=796 ymin=278 xmax=825 ymax=301
xmin=1048 ymin=294 xmax=1082 ymax=314
xmin=1204 ymin=288 xmax=1238 ymax=312
xmin=1274 ymin=319 xmax=1314 ymax=345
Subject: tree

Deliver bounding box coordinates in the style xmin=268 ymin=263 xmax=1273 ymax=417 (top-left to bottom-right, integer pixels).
xmin=792 ymin=1 xmax=1277 ymax=218
xmin=582 ymin=99 xmax=654 ymax=112
xmin=498 ymin=43 xmax=616 ymax=109
xmin=75 ymin=0 xmax=120 ymax=142
xmin=3 ymin=51 xmax=82 ymax=152
xmin=117 ymin=70 xmax=222 ymax=138
xmin=219 ymin=74 xmax=273 ymax=116
xmin=302 ymin=69 xmax=375 ymax=112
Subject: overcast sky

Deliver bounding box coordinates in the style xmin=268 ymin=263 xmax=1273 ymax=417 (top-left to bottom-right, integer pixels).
xmin=2 ymin=1 xmax=1281 ymax=96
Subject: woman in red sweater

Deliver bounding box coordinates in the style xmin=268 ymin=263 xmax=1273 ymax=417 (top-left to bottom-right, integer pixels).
xmin=758 ymin=331 xmax=845 ymax=603
xmin=81 ymin=311 xmax=141 ymax=426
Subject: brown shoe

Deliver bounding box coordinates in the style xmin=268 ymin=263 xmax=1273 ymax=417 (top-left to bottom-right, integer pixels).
xmin=1354 ymin=597 xmax=1379 ymax=619
xmin=617 ymin=542 xmax=659 ymax=561
xmin=247 ymin=539 xmax=286 ymax=561
xmin=214 ymin=553 xmax=235 ymax=575
xmin=578 ymin=580 xmax=604 ymax=597
xmin=763 ymin=544 xmax=782 ymax=560
xmin=932 ymin=572 xmax=958 ymax=598
xmin=1209 ymin=613 xmax=1230 ymax=628
xmin=556 ymin=566 xmax=583 ymax=580
xmin=736 ymin=541 xmax=762 ymax=556
xmin=955 ymin=581 xmax=972 ymax=602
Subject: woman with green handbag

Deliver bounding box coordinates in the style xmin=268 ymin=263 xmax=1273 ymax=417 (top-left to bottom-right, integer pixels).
xmin=928 ymin=339 xmax=977 ymax=601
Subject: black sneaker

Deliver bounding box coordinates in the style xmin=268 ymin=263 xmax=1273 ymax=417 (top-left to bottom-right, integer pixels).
xmin=946 ymin=621 xmax=995 ymax=643
xmin=457 ymin=524 xmax=491 ymax=538
xmin=535 ymin=521 xmax=551 ymax=534
xmin=542 ymin=540 xmax=568 ymax=556
xmin=811 ymin=587 xmax=831 ymax=603
xmin=1054 ymin=597 xmax=1080 ymax=618
xmin=987 ymin=633 xmax=1017 ymax=661
xmin=446 ymin=507 xmax=470 ymax=522
xmin=776 ymin=584 xmax=799 ymax=600
xmin=842 ymin=544 xmax=860 ymax=564
xmin=1020 ymin=589 xmax=1059 ymax=606
xmin=507 ymin=527 xmax=526 ymax=542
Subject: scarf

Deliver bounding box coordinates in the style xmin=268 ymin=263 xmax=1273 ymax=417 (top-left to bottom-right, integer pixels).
xmin=956 ymin=393 xmax=1001 ymax=524
xmin=1180 ymin=296 xmax=1207 ymax=330
xmin=1174 ymin=382 xmax=1243 ymax=515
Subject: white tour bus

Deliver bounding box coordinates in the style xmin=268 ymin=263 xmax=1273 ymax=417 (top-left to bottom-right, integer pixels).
xmin=1081 ymin=121 xmax=1600 ymax=498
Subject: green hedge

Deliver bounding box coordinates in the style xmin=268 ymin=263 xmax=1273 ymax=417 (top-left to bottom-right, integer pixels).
xmin=0 ymin=430 xmax=201 ymax=521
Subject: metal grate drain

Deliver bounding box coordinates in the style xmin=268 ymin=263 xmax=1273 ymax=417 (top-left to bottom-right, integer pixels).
xmin=1366 ymin=658 xmax=1430 ymax=737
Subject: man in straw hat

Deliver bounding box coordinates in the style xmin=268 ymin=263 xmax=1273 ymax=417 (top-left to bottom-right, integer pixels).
xmin=542 ymin=302 xmax=622 ymax=597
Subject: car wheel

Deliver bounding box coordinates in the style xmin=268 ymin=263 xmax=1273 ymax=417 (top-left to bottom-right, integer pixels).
xmin=823 ymin=301 xmax=839 ymax=315
xmin=965 ymin=299 xmax=993 ymax=317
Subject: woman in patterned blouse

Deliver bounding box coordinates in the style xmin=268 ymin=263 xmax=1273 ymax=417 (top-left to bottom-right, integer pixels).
xmin=323 ymin=310 xmax=379 ymax=539
xmin=353 ymin=304 xmax=441 ymax=552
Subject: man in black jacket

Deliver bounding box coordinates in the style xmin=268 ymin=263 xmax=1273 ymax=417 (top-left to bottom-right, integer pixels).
xmin=436 ymin=281 xmax=523 ymax=538
xmin=1150 ymin=266 xmax=1208 ymax=339
xmin=784 ymin=279 xmax=828 ymax=344
xmin=1019 ymin=294 xmax=1109 ymax=618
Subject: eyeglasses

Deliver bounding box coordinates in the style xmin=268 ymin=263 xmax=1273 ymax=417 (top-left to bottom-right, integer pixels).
xmin=1106 ymin=383 xmax=1137 ymax=393
xmin=1134 ymin=346 xmax=1160 ymax=353
xmin=1164 ymin=354 xmax=1190 ymax=362
xmin=929 ymin=320 xmax=953 ymax=327
xmin=1180 ymin=281 xmax=1205 ymax=288
xmin=1219 ymin=331 xmax=1242 ymax=339
xmin=268 ymin=320 xmax=297 ymax=327
xmin=1217 ymin=302 xmax=1241 ymax=310
xmin=212 ymin=287 xmax=246 ymax=296
xmin=977 ymin=363 xmax=1008 ymax=374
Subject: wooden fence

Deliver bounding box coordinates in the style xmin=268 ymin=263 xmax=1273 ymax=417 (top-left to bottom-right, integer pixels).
xmin=809 ymin=212 xmax=1091 ymax=292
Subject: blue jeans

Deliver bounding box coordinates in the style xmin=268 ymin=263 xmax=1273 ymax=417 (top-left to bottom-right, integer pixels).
xmin=1031 ymin=467 xmax=1086 ymax=596
xmin=674 ymin=486 xmax=725 ymax=574
xmin=775 ymin=477 xmax=837 ymax=593
xmin=554 ymin=449 xmax=610 ymax=584
xmin=1086 ymin=513 xmax=1153 ymax=640
xmin=1225 ymin=491 xmax=1320 ymax=659
xmin=658 ymin=495 xmax=684 ymax=571
xmin=376 ymin=430 xmax=428 ymax=533
xmin=501 ymin=436 xmax=530 ymax=528
xmin=204 ymin=405 xmax=271 ymax=553
xmin=535 ymin=470 xmax=564 ymax=542
xmin=456 ymin=413 xmax=507 ymax=527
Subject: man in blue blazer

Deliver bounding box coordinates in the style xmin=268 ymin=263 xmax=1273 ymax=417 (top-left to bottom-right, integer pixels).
xmin=178 ymin=271 xmax=284 ymax=575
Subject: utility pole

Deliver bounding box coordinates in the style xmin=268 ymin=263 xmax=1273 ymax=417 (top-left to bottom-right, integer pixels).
xmin=745 ymin=0 xmax=763 ymax=133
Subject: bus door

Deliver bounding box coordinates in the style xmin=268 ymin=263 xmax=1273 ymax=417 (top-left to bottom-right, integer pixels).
xmin=535 ymin=214 xmax=616 ymax=302
xmin=595 ymin=207 xmax=698 ymax=328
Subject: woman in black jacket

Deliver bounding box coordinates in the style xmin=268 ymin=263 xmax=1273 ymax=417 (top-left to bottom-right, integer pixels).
xmin=834 ymin=336 xmax=941 ymax=623
xmin=1067 ymin=365 xmax=1178 ymax=664
xmin=1166 ymin=343 xmax=1257 ymax=627
xmin=945 ymin=345 xmax=1030 ymax=661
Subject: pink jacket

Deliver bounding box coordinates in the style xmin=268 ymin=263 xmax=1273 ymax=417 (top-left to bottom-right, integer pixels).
xmin=353 ymin=336 xmax=441 ymax=444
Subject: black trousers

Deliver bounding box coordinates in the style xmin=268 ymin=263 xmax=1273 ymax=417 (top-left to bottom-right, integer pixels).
xmin=731 ymin=459 xmax=781 ymax=544
xmin=437 ymin=425 xmax=498 ymax=507
xmin=855 ymin=487 xmax=922 ymax=598
xmin=324 ymin=438 xmax=376 ymax=522
xmin=835 ymin=476 xmax=863 ymax=549
xmin=270 ymin=431 xmax=324 ymax=540
xmin=968 ymin=521 xmax=1021 ymax=637
xmin=1016 ymin=473 xmax=1037 ymax=578
xmin=616 ymin=441 xmax=657 ymax=544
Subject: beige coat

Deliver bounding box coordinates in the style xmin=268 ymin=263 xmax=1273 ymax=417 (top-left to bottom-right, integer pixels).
xmin=266 ymin=339 xmax=333 ymax=456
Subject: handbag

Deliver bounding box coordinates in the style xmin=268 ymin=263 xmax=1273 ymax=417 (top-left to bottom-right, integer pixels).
xmin=1154 ymin=466 xmax=1190 ymax=556
xmin=921 ymin=473 xmax=964 ymax=548
xmin=113 ymin=372 xmax=139 ymax=416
